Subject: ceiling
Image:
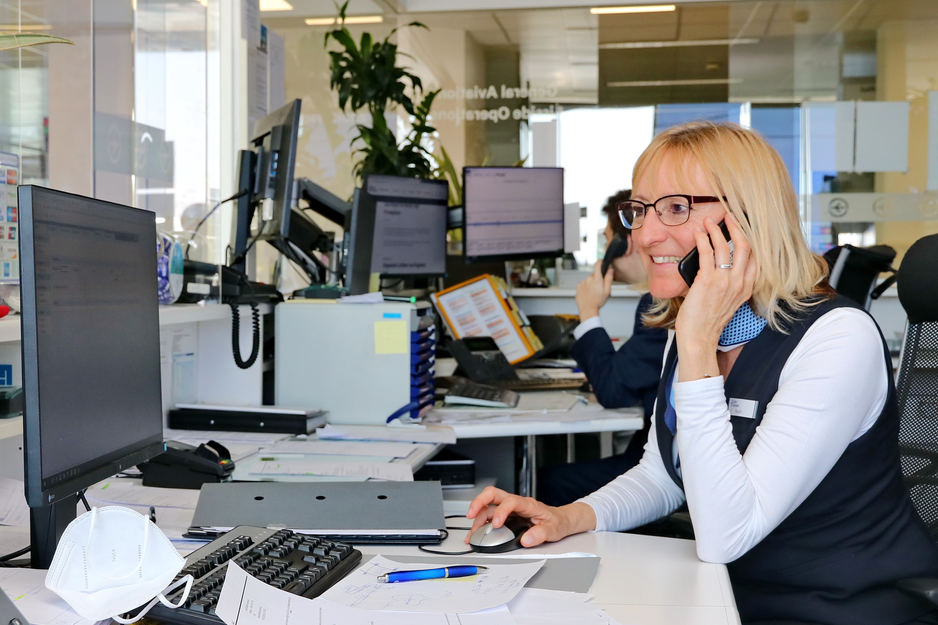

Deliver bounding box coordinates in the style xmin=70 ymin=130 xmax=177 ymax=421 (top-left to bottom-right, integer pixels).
xmin=264 ymin=0 xmax=938 ymax=106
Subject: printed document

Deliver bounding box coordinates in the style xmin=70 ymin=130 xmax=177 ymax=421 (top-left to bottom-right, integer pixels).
xmin=0 ymin=477 xmax=29 ymax=526
xmin=215 ymin=562 xmax=516 ymax=625
xmin=260 ymin=439 xmax=421 ymax=458
xmin=319 ymin=555 xmax=544 ymax=613
xmin=248 ymin=460 xmax=413 ymax=481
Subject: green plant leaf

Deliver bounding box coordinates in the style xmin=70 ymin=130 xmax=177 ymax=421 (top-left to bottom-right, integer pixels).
xmin=0 ymin=33 xmax=73 ymax=51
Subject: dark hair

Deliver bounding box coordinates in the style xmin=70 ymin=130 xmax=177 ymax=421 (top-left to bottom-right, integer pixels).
xmin=601 ymin=189 xmax=632 ymax=237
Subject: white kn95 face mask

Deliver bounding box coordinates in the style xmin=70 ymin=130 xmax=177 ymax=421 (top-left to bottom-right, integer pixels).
xmin=45 ymin=506 xmax=193 ymax=624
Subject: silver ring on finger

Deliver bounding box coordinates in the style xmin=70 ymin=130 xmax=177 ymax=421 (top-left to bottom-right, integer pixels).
xmin=718 ymin=263 xmax=733 ymax=269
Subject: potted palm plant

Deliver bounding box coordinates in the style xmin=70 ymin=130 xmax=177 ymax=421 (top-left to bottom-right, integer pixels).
xmin=324 ymin=2 xmax=438 ymax=182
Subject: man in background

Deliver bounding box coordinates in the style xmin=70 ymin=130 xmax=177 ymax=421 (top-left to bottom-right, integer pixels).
xmin=538 ymin=190 xmax=668 ymax=506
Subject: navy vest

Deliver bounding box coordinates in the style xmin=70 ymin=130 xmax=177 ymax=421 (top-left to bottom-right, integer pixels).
xmin=655 ymin=296 xmax=938 ymax=624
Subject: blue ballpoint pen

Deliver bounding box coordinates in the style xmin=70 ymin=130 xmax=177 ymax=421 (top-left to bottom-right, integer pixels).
xmin=377 ymin=566 xmax=488 ymax=583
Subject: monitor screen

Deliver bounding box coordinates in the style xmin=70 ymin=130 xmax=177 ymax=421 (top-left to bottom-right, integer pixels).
xmin=463 ymin=167 xmax=564 ymax=261
xmin=359 ymin=175 xmax=449 ymax=278
xmin=19 ymin=186 xmax=164 ymax=507
xmin=230 ymin=99 xmax=301 ymax=272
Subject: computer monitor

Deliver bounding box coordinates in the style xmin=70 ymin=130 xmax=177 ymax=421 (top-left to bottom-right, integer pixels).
xmin=343 ymin=174 xmax=448 ymax=294
xmin=229 ymin=99 xmax=302 ymax=274
xmin=462 ymin=167 xmax=564 ymax=262
xmin=19 ymin=186 xmax=165 ymax=568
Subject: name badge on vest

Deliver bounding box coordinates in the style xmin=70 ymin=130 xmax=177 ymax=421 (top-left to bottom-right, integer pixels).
xmin=729 ymin=397 xmax=759 ymax=419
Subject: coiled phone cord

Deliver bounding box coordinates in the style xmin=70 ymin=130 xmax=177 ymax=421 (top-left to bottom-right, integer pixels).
xmin=230 ymin=302 xmax=260 ymax=369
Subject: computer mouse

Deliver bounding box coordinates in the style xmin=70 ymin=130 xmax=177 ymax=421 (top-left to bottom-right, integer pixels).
xmin=468 ymin=513 xmax=535 ymax=553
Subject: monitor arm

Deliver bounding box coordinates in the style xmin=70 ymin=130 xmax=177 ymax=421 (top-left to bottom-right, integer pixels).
xmin=294 ymin=177 xmax=350 ymax=227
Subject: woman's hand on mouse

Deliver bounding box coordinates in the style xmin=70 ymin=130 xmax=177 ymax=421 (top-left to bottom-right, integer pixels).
xmin=465 ymin=486 xmax=597 ymax=548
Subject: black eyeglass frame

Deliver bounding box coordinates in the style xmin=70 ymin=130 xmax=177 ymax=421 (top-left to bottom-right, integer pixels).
xmin=616 ymin=194 xmax=727 ymax=230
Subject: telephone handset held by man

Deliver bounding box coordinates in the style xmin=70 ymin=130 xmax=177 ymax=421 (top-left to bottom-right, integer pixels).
xmin=677 ymin=220 xmax=732 ymax=287
xmin=601 ymin=234 xmax=630 ymax=277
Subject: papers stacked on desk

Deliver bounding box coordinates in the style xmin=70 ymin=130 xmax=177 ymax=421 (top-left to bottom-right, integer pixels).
xmin=0 ymin=568 xmax=109 ymax=625
xmin=215 ymin=557 xmax=626 ymax=625
xmin=316 ymin=423 xmax=457 ymax=444
xmin=0 ymin=477 xmax=29 ymax=527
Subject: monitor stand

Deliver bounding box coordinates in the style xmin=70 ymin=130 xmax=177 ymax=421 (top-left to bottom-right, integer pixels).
xmin=30 ymin=494 xmax=77 ymax=569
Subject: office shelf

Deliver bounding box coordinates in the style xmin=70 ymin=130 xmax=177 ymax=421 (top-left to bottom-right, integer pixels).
xmin=0 ymin=415 xmax=21 ymax=440
xmin=158 ymin=303 xmax=274 ymax=326
xmin=0 ymin=317 xmax=18 ymax=343
xmin=0 ymin=303 xmax=274 ymax=344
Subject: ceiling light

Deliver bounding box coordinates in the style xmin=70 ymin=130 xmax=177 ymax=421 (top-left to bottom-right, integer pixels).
xmin=306 ymin=15 xmax=383 ymax=26
xmin=260 ymin=0 xmax=293 ymax=10
xmin=607 ymin=78 xmax=742 ymax=87
xmin=591 ymin=5 xmax=676 ymax=15
xmin=600 ymin=38 xmax=759 ymax=49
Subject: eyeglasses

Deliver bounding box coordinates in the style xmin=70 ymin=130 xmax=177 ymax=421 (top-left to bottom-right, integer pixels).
xmin=617 ymin=195 xmax=726 ymax=230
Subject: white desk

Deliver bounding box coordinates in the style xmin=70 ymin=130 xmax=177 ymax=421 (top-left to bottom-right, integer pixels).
xmin=429 ymin=403 xmax=643 ymax=498
xmin=0 ymin=522 xmax=740 ymax=625
xmin=362 ymin=525 xmax=740 ymax=625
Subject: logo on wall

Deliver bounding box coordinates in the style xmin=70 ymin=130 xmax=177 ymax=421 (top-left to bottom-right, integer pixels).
xmin=872 ymin=197 xmax=895 ymax=218
xmin=828 ymin=198 xmax=849 ymax=218
xmin=919 ymin=195 xmax=938 ymax=218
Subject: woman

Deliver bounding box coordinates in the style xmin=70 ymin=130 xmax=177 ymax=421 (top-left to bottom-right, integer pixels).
xmin=466 ymin=122 xmax=938 ymax=624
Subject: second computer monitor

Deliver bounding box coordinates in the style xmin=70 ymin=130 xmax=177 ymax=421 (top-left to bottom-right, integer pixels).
xmin=360 ymin=174 xmax=449 ymax=278
xmin=463 ymin=167 xmax=564 ymax=262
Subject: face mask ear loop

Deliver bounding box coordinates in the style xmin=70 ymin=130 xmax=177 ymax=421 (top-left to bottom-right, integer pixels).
xmin=109 ymin=575 xmax=192 ymax=625
xmin=86 ymin=508 xmax=151 ymax=580
xmin=157 ymin=574 xmax=194 ymax=610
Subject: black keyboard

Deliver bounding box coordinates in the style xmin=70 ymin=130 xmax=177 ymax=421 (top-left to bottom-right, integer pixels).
xmin=148 ymin=526 xmax=362 ymax=625
xmin=443 ymin=378 xmax=520 ymax=408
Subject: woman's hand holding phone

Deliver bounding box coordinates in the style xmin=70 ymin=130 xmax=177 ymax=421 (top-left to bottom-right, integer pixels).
xmin=674 ymin=215 xmax=757 ymax=381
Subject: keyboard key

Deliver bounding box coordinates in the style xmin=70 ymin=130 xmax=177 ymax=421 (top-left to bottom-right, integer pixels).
xmin=189 ymin=600 xmax=212 ymax=613
xmin=284 ymin=580 xmax=310 ymax=595
xmin=288 ymin=563 xmax=308 ymax=575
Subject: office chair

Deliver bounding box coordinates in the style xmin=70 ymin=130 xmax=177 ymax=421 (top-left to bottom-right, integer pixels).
xmin=823 ymin=244 xmax=897 ymax=310
xmin=892 ymin=234 xmax=938 ymax=606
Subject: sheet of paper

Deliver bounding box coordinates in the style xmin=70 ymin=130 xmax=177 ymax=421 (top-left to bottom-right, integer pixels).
xmin=164 ymin=428 xmax=292 ymax=445
xmin=0 ymin=568 xmax=107 ymax=625
xmin=0 ymin=477 xmax=29 ymax=526
xmin=516 ymin=368 xmax=586 ymax=381
xmin=261 ymin=439 xmax=421 ymax=458
xmin=317 ymin=424 xmax=456 ymax=445
xmin=338 ymin=292 xmax=384 ymax=304
xmin=85 ymin=479 xmax=200 ymax=509
xmin=319 ymin=555 xmax=544 ymax=613
xmin=433 ymin=392 xmax=579 ymax=415
xmin=508 ymin=588 xmax=621 ymax=625
xmin=248 ymin=460 xmax=413 ymax=481
xmin=216 ymin=562 xmax=516 ymax=625
xmin=0 ymin=525 xmax=29 ymax=558
xmin=515 ymin=393 xmax=580 ymax=412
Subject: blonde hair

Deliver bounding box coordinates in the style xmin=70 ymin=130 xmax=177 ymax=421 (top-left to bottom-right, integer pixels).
xmin=637 ymin=121 xmax=831 ymax=333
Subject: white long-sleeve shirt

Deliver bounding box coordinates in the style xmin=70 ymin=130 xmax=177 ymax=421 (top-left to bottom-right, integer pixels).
xmin=579 ymin=307 xmax=889 ymax=564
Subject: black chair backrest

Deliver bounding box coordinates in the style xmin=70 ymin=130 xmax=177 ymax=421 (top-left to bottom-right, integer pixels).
xmin=896 ymin=234 xmax=938 ymax=542
xmin=823 ymin=244 xmax=897 ymax=310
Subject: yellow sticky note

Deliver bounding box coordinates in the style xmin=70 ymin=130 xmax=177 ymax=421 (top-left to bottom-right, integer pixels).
xmin=374 ymin=320 xmax=408 ymax=354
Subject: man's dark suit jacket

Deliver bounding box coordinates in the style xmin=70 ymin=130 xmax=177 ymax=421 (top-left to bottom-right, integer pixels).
xmin=538 ymin=293 xmax=667 ymax=507
xmin=569 ymin=292 xmax=667 ymax=420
